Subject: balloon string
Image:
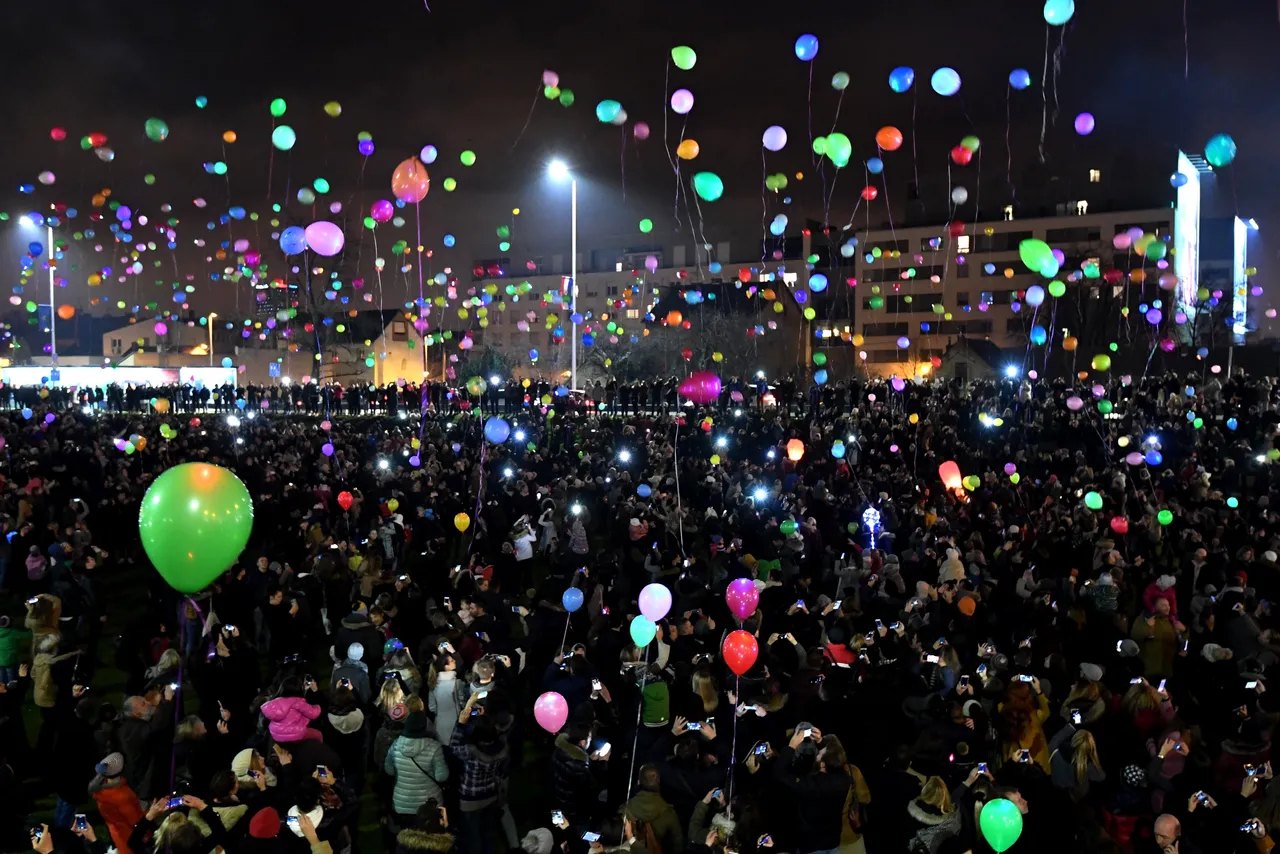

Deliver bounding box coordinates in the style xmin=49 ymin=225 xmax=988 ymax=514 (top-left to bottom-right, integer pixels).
xmin=624 ymin=642 xmax=651 ymax=804
xmin=511 ymin=79 xmax=542 ymax=152
xmin=1038 ymin=25 xmax=1050 ymax=163
xmin=726 ymin=674 xmax=740 ymax=821
xmin=673 ymin=418 xmax=684 ymax=553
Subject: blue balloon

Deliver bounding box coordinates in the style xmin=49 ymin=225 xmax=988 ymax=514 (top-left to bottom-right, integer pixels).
xmin=235 ymin=398 xmax=247 ymax=410
xmin=443 ymin=234 xmax=456 ymax=247
xmin=1170 ymin=172 xmax=1188 ymax=188
xmin=866 ymin=157 xmax=884 ymax=174
xmin=1030 ymin=325 xmax=1047 ymax=345
xmin=769 ymin=219 xmax=785 ymax=236
xmin=1043 ymin=0 xmax=1075 ymax=25
xmin=810 ymin=273 xmax=828 ymax=292
xmin=221 ymin=357 xmax=234 ymax=368
xmin=814 ymin=368 xmax=828 ymax=385
xmin=794 ymin=34 xmax=819 ymax=61
xmin=831 ymin=441 xmax=846 ymax=459
xmin=484 ymin=417 xmax=511 ymax=443
xmin=888 ymin=66 xmax=915 ymax=93
xmin=931 ymin=67 xmax=961 ymax=96
xmin=562 ymin=587 xmax=584 ymax=613
xmin=637 ymin=484 xmax=652 ymax=498
xmin=1145 ymin=450 xmax=1163 ymax=466
xmin=21 ymin=408 xmax=32 ymax=420
xmin=1227 ymin=417 xmax=1238 ymax=431
xmin=1009 ymin=69 xmax=1032 ymax=90
xmin=280 ymin=225 xmax=307 ymax=255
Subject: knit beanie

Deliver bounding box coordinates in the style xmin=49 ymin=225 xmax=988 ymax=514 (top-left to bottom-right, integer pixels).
xmin=249 ymin=808 xmax=280 ymax=839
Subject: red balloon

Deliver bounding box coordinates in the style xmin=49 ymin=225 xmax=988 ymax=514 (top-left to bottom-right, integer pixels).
xmin=950 ymin=145 xmax=973 ymax=165
xmin=948 ymin=221 xmax=966 ymax=238
xmin=861 ymin=185 xmax=878 ymax=201
xmin=679 ymin=371 xmax=721 ymax=404
xmin=723 ymin=630 xmax=758 ymax=676
xmin=680 ymin=347 xmax=693 ymax=361
xmin=337 ymin=491 xmax=354 ymax=511
xmin=1110 ymin=516 xmax=1129 ymax=535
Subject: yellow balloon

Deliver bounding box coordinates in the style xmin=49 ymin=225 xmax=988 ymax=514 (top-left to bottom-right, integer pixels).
xmin=154 ymin=398 xmax=170 ymax=413
xmin=454 ymin=512 xmax=471 ymax=532
xmin=712 ymin=352 xmax=723 ymax=362
xmin=851 ymin=334 xmax=864 ymax=347
xmin=676 ymin=139 xmax=700 ymax=160
xmin=387 ymin=498 xmax=399 ymax=512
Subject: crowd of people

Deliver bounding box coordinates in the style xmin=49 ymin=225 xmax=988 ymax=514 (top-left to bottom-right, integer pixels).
xmin=1 ymin=366 xmax=1278 ymax=854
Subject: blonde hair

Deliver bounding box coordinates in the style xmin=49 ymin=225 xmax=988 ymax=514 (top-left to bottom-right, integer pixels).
xmin=919 ymin=776 xmax=954 ymax=814
xmin=691 ymin=671 xmax=720 ymax=714
xmin=1071 ymin=730 xmax=1099 ymax=786
xmin=377 ymin=678 xmax=405 ymax=713
xmin=1120 ymin=681 xmax=1160 ymax=716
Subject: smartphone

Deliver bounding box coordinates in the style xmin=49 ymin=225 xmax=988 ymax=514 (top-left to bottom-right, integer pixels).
xmin=1245 ymin=764 xmax=1258 ymax=776
xmin=1116 ymin=640 xmax=1125 ymax=652
xmin=602 ymin=606 xmax=610 ymax=615
xmin=795 ymin=600 xmax=805 ymax=608
xmin=583 ymin=833 xmax=602 ymax=843
xmin=30 ymin=828 xmax=42 ymax=844
xmin=892 ymin=621 xmax=904 ymax=630
xmin=834 ymin=600 xmax=843 ymax=610
xmin=977 ymin=762 xmax=988 ymax=773
xmin=512 ymin=605 xmax=522 ymax=613
xmin=864 ymin=632 xmax=875 ymax=644
xmin=1017 ymin=674 xmax=1034 ymax=683
xmin=1195 ymin=791 xmax=1208 ymax=803
xmin=1247 ymin=680 xmax=1259 ymax=690
xmin=338 ymin=677 xmax=352 ymax=688
xmin=443 ymin=596 xmax=452 ymax=609
xmin=686 ymin=722 xmax=702 ymax=730
xmin=1183 ymin=638 xmax=1190 ymax=652
xmin=1157 ymin=679 xmax=1167 ymax=693
xmin=1072 ymin=710 xmax=1083 ymax=724
xmin=551 ymin=810 xmax=565 ymax=825
xmin=223 ymin=623 xmax=236 ymax=633
xmin=167 ymin=794 xmax=184 ymax=810
xmin=977 ymin=664 xmax=988 ymax=676
xmin=1019 ymin=637 xmax=1032 ymax=648
xmin=925 ymin=654 xmax=940 ymax=664
xmin=713 ymin=788 xmax=723 ymax=800
xmin=1243 ymin=819 xmax=1262 ymax=833
xmin=1130 ymin=677 xmax=1145 ymax=685
xmin=802 ymin=728 xmax=813 ymax=738
xmin=959 ymin=675 xmax=970 ymax=688
xmin=875 ymin=619 xmax=884 ymax=630
xmin=74 ymin=813 xmax=88 ymax=831
xmin=760 ymin=836 xmax=773 ymax=846
xmin=591 ymin=679 xmax=603 ymax=691
xmin=287 ymin=815 xmax=300 ymax=829
xmin=1017 ymin=749 xmax=1031 ymax=763
xmin=753 ymin=742 xmax=768 ymax=755
xmin=478 ymin=690 xmax=489 ymax=700
xmin=316 ymin=765 xmax=327 ymax=778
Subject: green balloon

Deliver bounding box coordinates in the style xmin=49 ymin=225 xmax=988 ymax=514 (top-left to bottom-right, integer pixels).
xmin=780 ymin=520 xmax=798 ymax=535
xmin=1158 ymin=509 xmax=1174 ymax=525
xmin=1018 ymin=238 xmax=1053 ymax=272
xmin=1098 ymin=400 xmax=1113 ymax=414
xmin=1084 ymin=491 xmax=1103 ymax=510
xmin=670 ymin=45 xmax=697 ymax=71
xmin=144 ymin=118 xmax=169 ymax=142
xmin=812 ymin=136 xmax=827 ymax=156
xmin=1146 ymin=240 xmax=1167 ymax=261
xmin=825 ymin=132 xmax=852 ymax=168
xmin=272 ymin=125 xmax=296 ymax=151
xmin=270 ymin=97 xmax=287 ymax=118
xmin=813 ymin=352 xmax=827 ymax=366
xmin=693 ymin=172 xmax=723 ymax=202
xmin=630 ymin=615 xmax=657 ymax=647
xmin=460 ymin=150 xmax=477 ymax=167
xmin=1048 ymin=280 xmax=1066 ymax=298
xmin=139 ymin=463 xmax=254 ymax=594
xmin=979 ymin=798 xmax=1024 ymax=854
xmin=558 ymin=89 xmax=575 ymax=107
xmin=639 ymin=218 xmax=653 ymax=234
xmin=831 ymin=71 xmax=850 ymax=91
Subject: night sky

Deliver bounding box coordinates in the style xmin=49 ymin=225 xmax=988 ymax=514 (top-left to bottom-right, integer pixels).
xmin=2 ymin=0 xmax=1278 ymax=324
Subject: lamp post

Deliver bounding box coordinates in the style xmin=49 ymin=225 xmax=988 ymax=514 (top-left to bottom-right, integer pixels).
xmin=547 ymin=160 xmax=578 ymax=390
xmin=19 ymin=215 xmax=57 ymax=363
xmin=207 ymin=312 xmax=218 ymax=365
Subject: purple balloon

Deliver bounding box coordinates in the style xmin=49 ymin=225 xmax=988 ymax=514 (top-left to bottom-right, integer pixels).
xmin=358 ymin=139 xmax=375 ymax=156
xmin=321 ymin=442 xmax=334 ymax=457
xmin=670 ymin=89 xmax=694 ymax=114
xmin=419 ymin=144 xmax=438 ymax=164
xmin=370 ymin=199 xmax=394 ymax=223
xmin=762 ymin=125 xmax=788 ymax=152
xmin=638 ymin=583 xmax=673 ymax=622
xmin=1074 ymin=112 xmax=1095 ymax=135
xmin=304 ymin=221 xmax=345 ymax=257
xmin=679 ymin=371 xmax=721 ymax=404
xmin=726 ymin=577 xmax=760 ymax=621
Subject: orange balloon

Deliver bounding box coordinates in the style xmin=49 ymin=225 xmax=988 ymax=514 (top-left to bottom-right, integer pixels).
xmin=222 ymin=130 xmax=237 ymax=144
xmin=666 ymin=310 xmax=683 ymax=326
xmin=676 ymin=139 xmax=700 ymax=160
xmin=875 ymin=126 xmax=904 ymax=151
xmin=391 ymin=157 xmax=431 ymax=203
xmin=56 ymin=304 xmax=75 ymax=320
xmin=1063 ymin=336 xmax=1078 ymax=352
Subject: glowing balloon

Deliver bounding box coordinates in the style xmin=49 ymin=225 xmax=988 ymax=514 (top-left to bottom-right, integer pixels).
xmin=1009 ymin=69 xmax=1032 ymax=89
xmin=304 ymin=221 xmax=345 ymax=257
xmin=931 ymin=67 xmax=961 ymax=96
xmin=638 ymin=583 xmax=673 ymax=622
xmin=454 ymin=512 xmax=470 ymax=532
xmin=980 ymin=799 xmax=1024 ymax=853
xmin=676 ymin=139 xmax=700 ymax=160
xmin=1074 ymin=113 xmax=1095 ymax=135
xmin=279 ymin=226 xmax=307 ymax=255
xmin=670 ymin=89 xmax=694 ymax=114
xmin=484 ymin=418 xmax=511 ymax=443
xmin=875 ymin=126 xmax=903 ymax=151
xmin=671 ymin=45 xmax=697 ymax=70
xmin=888 ymin=66 xmax=915 ymax=92
xmin=391 ymin=157 xmax=430 ymax=203
xmin=1204 ymin=133 xmax=1237 ymax=167
xmin=723 ymin=630 xmax=759 ymax=676
xmin=562 ymin=587 xmax=584 ymax=613
xmin=630 ymin=615 xmax=657 ymax=648
xmin=794 ymin=34 xmax=819 ymax=61
xmin=693 ymin=172 xmax=723 ymax=202
xmin=271 ymin=125 xmax=296 ymax=151
xmin=144 ymin=118 xmax=169 ymax=142
xmin=679 ymin=372 xmax=722 ymax=405
xmin=139 ymin=463 xmax=253 ymax=593
xmin=533 ymin=692 xmax=568 ymax=733
xmin=762 ymin=125 xmax=788 ymax=151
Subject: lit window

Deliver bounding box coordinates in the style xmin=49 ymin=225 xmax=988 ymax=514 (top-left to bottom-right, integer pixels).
xmin=1076 ymin=200 xmax=1089 ymax=216
xmin=1088 ymin=169 xmax=1101 ymax=183
xmin=781 ymin=271 xmax=799 ymax=285
xmin=956 ymin=235 xmax=970 ymax=254
xmin=615 ymin=262 xmax=623 ymax=272
xmin=1003 ymin=205 xmax=1015 ymax=222
xmin=625 ymin=309 xmax=640 ymax=319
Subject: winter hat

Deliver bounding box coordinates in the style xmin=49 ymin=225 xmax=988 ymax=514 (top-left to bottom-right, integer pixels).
xmin=1201 ymin=643 xmax=1231 ymax=662
xmin=286 ymin=805 xmax=323 ymax=838
xmin=231 ymin=749 xmax=256 ymax=780
xmin=957 ymin=597 xmax=976 ymax=617
xmin=521 ymin=829 xmax=555 ymax=854
xmin=1157 ymin=575 xmax=1176 ymax=591
xmin=1123 ymin=765 xmax=1148 ymax=788
xmin=388 ymin=703 xmax=408 ymax=722
xmin=642 ymin=681 xmax=670 ymax=726
xmin=1098 ymin=572 xmax=1114 ymax=586
xmin=347 ymin=642 xmax=364 ymax=662
xmin=1117 ymin=639 xmax=1140 ymax=658
xmin=1266 ymin=551 xmax=1278 ymax=563
xmin=1079 ymin=663 xmax=1104 ymax=683
xmin=403 ymin=711 xmax=430 ymax=739
xmin=95 ymin=752 xmax=124 ymax=777
xmin=249 ymin=808 xmax=281 ymax=839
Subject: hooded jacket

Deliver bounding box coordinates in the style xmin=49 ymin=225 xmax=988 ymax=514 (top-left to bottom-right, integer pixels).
xmin=90 ymin=775 xmax=144 ymax=854
xmin=906 ymin=799 xmax=962 ymax=853
xmin=395 ymin=829 xmax=456 ymax=854
xmin=322 ymin=708 xmax=370 ymax=781
xmin=551 ymin=735 xmax=599 ymax=820
xmin=385 ymin=732 xmax=450 ymax=815
xmin=623 ymin=791 xmax=683 ymax=854
xmin=262 ymin=695 xmax=322 ymax=742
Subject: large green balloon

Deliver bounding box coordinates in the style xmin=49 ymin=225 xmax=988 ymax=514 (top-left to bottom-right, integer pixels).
xmin=139 ymin=463 xmax=254 ymax=594
xmin=825 ymin=132 xmax=852 ymax=168
xmin=1018 ymin=238 xmax=1053 ymax=272
xmin=979 ymin=798 xmax=1023 ymax=853
xmin=693 ymin=172 xmax=724 ymax=202
xmin=144 ymin=118 xmax=169 ymax=142
xmin=1084 ymin=491 xmax=1103 ymax=510
xmin=630 ymin=615 xmax=657 ymax=647
xmin=670 ymin=45 xmax=697 ymax=71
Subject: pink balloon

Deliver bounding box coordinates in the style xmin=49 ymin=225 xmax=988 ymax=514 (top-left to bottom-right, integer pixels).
xmin=725 ymin=577 xmax=760 ymax=621
xmin=670 ymin=89 xmax=694 ymax=114
xmin=371 ymin=199 xmax=394 ymax=223
xmin=638 ymin=583 xmax=672 ymax=622
xmin=634 ymin=122 xmax=651 ymax=140
xmin=679 ymin=371 xmax=721 ymax=405
xmin=542 ymin=69 xmax=559 ymax=88
xmin=533 ymin=691 xmax=568 ymax=734
xmin=154 ymin=322 xmax=168 ymax=336
xmin=304 ymin=221 xmax=345 ymax=257
xmin=1066 ymin=396 xmax=1083 ymax=411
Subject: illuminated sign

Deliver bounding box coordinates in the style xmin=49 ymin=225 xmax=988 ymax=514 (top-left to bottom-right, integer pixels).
xmin=1174 ymin=150 xmax=1201 ymax=314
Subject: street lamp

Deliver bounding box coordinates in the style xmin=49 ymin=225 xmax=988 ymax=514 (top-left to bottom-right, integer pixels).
xmin=207 ymin=312 xmax=218 ymax=366
xmin=19 ymin=214 xmax=57 ymax=363
xmin=547 ymin=159 xmax=578 ymax=390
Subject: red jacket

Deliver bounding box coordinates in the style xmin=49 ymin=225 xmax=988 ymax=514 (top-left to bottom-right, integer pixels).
xmin=93 ymin=778 xmax=144 ymax=854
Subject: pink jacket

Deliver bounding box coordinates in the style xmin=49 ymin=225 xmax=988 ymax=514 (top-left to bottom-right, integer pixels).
xmin=261 ymin=695 xmax=321 ymax=743
xmin=1142 ymin=581 xmax=1179 ymax=618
